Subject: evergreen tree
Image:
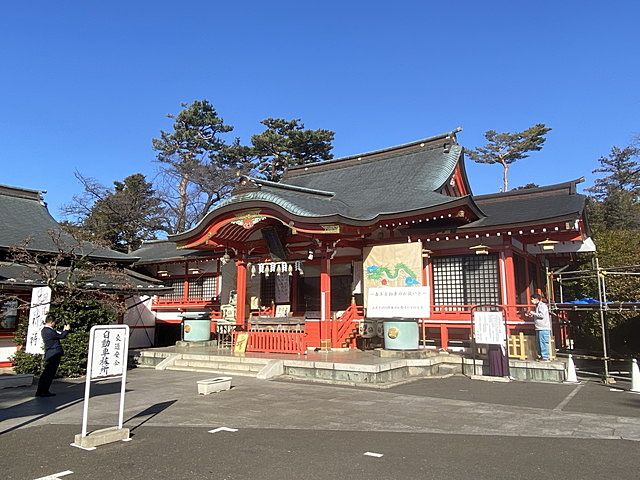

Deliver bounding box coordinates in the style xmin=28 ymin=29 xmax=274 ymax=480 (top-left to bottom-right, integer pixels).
xmin=63 ymin=173 xmax=163 ymax=252
xmin=467 ymin=124 xmax=551 ymax=191
xmin=511 ymin=183 xmax=540 ymax=191
xmin=250 ymin=118 xmax=334 ymax=181
xmin=152 ymin=100 xmax=237 ymax=233
xmin=586 ymin=145 xmax=640 ymax=231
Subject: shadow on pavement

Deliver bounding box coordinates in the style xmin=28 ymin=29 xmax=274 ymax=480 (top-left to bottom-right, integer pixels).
xmin=126 ymin=400 xmax=178 ymax=432
xmin=0 ymin=378 xmax=129 ymax=435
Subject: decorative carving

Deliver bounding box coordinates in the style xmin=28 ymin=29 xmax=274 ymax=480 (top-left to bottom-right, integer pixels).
xmin=231 ymin=211 xmax=267 ymax=229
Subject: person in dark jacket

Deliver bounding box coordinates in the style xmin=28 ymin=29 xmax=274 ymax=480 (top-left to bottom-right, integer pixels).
xmin=35 ymin=315 xmax=70 ymax=397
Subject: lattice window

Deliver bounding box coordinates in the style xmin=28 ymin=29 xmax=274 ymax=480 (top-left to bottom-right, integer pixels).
xmin=433 ymin=254 xmax=500 ymax=306
xmin=188 ymin=276 xmax=218 ymax=301
xmin=159 ymin=279 xmax=184 ymax=301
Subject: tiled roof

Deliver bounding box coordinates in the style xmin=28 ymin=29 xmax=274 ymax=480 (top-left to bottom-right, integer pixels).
xmin=172 ymin=131 xmax=471 ymax=243
xmin=461 ymin=179 xmax=587 ymax=229
xmin=0 ymin=184 xmax=135 ymax=262
xmin=0 ymin=261 xmax=171 ymax=293
xmin=130 ymin=240 xmax=214 ymax=264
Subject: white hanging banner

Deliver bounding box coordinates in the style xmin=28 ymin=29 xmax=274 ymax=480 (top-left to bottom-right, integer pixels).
xmin=473 ymin=311 xmax=505 ymax=345
xmin=25 ymin=286 xmax=52 ymax=354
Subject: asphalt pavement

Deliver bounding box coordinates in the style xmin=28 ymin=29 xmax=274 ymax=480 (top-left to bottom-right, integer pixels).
xmin=2 ymin=368 xmax=640 ymax=479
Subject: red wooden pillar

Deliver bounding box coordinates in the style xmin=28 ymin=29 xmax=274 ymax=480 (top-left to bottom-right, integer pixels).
xmin=320 ymin=255 xmax=331 ymax=346
xmin=440 ymin=325 xmax=449 ymax=350
xmin=235 ymin=258 xmax=247 ymax=327
xmin=502 ymin=242 xmax=518 ymax=319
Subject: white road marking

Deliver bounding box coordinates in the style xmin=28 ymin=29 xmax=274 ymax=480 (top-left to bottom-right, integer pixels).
xmin=364 ymin=452 xmax=384 ymax=458
xmin=609 ymin=388 xmax=624 ymax=392
xmin=554 ymin=384 xmax=584 ymax=411
xmin=208 ymin=427 xmax=238 ymax=433
xmin=33 ymin=470 xmax=73 ymax=480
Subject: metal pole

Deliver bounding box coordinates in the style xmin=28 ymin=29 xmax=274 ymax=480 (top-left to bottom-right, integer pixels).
xmin=595 ymin=257 xmax=610 ymax=382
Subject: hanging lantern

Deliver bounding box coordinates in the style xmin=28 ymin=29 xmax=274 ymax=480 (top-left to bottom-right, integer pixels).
xmin=288 ymin=264 xmax=293 ymax=276
xmin=469 ymin=244 xmax=489 ymax=255
xmin=537 ymin=238 xmax=559 ymax=251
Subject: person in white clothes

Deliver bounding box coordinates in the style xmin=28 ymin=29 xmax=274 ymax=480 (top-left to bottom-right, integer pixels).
xmin=526 ymin=294 xmax=551 ymax=361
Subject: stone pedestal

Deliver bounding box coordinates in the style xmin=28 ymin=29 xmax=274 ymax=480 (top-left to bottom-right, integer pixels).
xmin=197 ymin=377 xmax=232 ymax=395
xmin=73 ymin=426 xmax=130 ymax=449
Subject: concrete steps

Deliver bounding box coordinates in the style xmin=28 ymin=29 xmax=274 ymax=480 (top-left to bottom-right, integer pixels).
xmin=134 ymin=350 xmax=173 ymax=368
xmin=135 ymin=349 xmax=271 ymax=377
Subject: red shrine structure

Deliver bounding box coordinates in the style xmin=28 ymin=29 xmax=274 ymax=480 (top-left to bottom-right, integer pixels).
xmin=136 ymin=130 xmax=593 ymax=354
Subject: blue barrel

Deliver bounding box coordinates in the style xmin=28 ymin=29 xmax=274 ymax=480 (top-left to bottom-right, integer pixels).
xmin=383 ymin=318 xmax=419 ymax=350
xmin=182 ymin=316 xmax=211 ymax=342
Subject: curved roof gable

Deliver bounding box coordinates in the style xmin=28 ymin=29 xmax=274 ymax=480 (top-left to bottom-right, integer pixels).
xmin=214 ymin=130 xmax=471 ymax=223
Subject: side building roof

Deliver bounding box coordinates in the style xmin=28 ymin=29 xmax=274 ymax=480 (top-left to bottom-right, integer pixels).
xmin=460 ymin=179 xmax=587 ymax=230
xmin=131 ymin=239 xmax=215 ymax=265
xmin=0 ymin=184 xmax=137 ymax=263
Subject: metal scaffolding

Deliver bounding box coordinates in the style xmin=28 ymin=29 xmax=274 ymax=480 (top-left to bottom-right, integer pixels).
xmin=547 ymin=259 xmax=640 ymax=383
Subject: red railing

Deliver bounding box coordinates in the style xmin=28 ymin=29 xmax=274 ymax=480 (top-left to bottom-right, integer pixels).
xmin=421 ymin=303 xmax=539 ymax=349
xmin=233 ymin=330 xmax=307 ymax=355
xmin=430 ymin=304 xmax=533 ymax=321
xmin=333 ymin=304 xmax=365 ymax=348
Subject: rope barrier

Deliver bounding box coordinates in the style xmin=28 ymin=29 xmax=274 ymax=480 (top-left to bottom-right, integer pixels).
xmin=555 ymin=352 xmax=634 ymax=362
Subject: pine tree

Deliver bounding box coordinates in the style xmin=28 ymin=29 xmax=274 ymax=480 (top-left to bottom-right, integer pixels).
xmin=586 ymin=145 xmax=640 ymax=230
xmin=467 ymin=124 xmax=551 ymax=191
xmin=250 ymin=118 xmax=334 ymax=182
xmin=152 ymin=100 xmax=236 ymax=233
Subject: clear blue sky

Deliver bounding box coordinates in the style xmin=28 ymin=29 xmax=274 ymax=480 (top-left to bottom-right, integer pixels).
xmin=1 ymin=1 xmax=638 ymax=218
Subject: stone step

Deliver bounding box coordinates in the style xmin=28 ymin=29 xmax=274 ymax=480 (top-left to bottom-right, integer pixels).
xmin=134 ymin=355 xmax=164 ymax=368
xmin=178 ymin=353 xmax=270 ymax=365
xmin=173 ymin=359 xmax=264 ymax=373
xmin=165 ymin=365 xmax=258 ymax=377
xmin=173 ymin=359 xmax=264 ymax=372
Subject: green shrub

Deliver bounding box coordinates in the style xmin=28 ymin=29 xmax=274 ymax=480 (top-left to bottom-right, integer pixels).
xmin=12 ymin=299 xmax=116 ymax=377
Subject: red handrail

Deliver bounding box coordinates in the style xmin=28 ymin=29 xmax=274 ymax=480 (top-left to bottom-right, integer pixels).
xmin=233 ymin=330 xmax=306 ymax=355
xmin=334 ymin=304 xmax=364 ymax=348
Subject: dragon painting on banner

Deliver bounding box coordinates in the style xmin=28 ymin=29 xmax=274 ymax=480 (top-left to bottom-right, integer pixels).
xmin=363 ymin=242 xmax=430 ymax=318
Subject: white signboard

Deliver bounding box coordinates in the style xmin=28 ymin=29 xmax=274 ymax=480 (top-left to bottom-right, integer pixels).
xmin=25 ymin=286 xmax=52 ymax=354
xmin=473 ymin=311 xmax=505 ymax=345
xmin=89 ymin=325 xmax=128 ymax=379
xmin=367 ymin=287 xmax=430 ymax=318
xmin=79 ymin=324 xmax=130 ymax=440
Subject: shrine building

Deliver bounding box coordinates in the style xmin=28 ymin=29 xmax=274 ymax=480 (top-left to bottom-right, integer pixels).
xmin=133 ymin=129 xmax=593 ymax=354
